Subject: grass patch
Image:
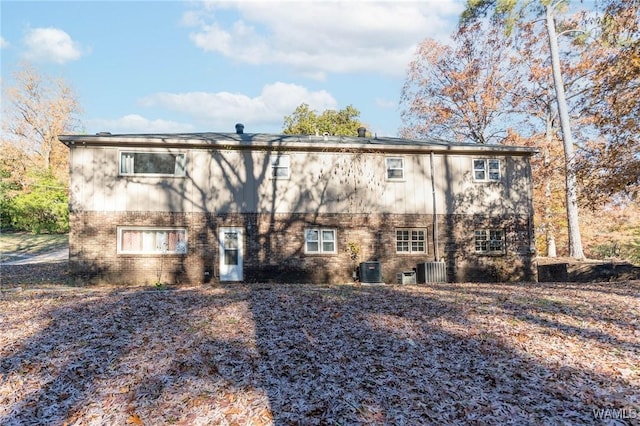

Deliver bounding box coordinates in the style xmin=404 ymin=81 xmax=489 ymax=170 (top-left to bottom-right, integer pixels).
xmin=0 ymin=232 xmax=68 ymax=257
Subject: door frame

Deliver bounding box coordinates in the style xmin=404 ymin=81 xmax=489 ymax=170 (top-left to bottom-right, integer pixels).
xmin=219 ymin=227 xmax=243 ymax=281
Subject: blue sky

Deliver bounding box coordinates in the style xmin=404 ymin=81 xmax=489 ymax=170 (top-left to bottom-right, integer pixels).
xmin=1 ymin=1 xmax=465 ymax=136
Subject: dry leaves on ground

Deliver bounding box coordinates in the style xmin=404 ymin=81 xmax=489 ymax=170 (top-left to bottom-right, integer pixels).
xmin=1 ymin=281 xmax=639 ymax=425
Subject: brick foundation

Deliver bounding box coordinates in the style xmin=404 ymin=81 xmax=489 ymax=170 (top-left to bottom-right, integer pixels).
xmin=69 ymin=211 xmax=536 ymax=285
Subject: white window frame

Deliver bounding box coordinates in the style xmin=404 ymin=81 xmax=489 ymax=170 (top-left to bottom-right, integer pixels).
xmin=385 ymin=157 xmax=405 ymax=180
xmin=117 ymin=227 xmax=188 ymax=255
xmin=270 ymin=154 xmax=290 ymax=179
xmin=473 ymin=158 xmax=501 ymax=182
xmin=304 ymin=228 xmax=337 ymax=254
xmin=119 ymin=151 xmax=186 ymax=177
xmin=396 ymin=228 xmax=427 ymax=254
xmin=474 ymin=229 xmax=505 ymax=255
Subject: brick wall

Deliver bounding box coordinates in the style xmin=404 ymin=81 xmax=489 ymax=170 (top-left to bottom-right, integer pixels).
xmin=69 ymin=211 xmax=536 ymax=285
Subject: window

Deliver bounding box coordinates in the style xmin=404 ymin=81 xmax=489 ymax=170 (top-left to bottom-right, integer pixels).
xmin=473 ymin=159 xmax=501 ymax=182
xmin=120 ymin=152 xmax=186 ymax=176
xmin=118 ymin=227 xmax=187 ymax=254
xmin=396 ymin=229 xmax=426 ymax=253
xmin=270 ymin=154 xmax=290 ymax=179
xmin=305 ymin=228 xmax=336 ymax=254
xmin=385 ymin=157 xmax=404 ymax=180
xmin=474 ymin=229 xmax=505 ymax=254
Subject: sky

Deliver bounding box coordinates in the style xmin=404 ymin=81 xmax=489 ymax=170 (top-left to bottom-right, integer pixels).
xmin=1 ymin=0 xmax=466 ymax=137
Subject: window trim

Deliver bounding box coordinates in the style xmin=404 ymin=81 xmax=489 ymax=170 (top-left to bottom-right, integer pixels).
xmin=474 ymin=229 xmax=505 ymax=255
xmin=119 ymin=150 xmax=187 ymax=177
xmin=395 ymin=228 xmax=427 ymax=254
xmin=270 ymin=154 xmax=291 ymax=180
xmin=304 ymin=228 xmax=337 ymax=254
xmin=385 ymin=157 xmax=405 ymax=181
xmin=472 ymin=158 xmax=501 ymax=182
xmin=117 ymin=226 xmax=188 ymax=255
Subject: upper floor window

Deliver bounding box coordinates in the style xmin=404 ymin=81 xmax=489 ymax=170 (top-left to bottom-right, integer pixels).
xmin=271 ymin=154 xmax=290 ymax=179
xmin=305 ymin=228 xmax=336 ymax=254
xmin=396 ymin=229 xmax=426 ymax=253
xmin=118 ymin=227 xmax=187 ymax=254
xmin=120 ymin=151 xmax=186 ymax=177
xmin=473 ymin=159 xmax=501 ymax=182
xmin=474 ymin=229 xmax=505 ymax=254
xmin=386 ymin=157 xmax=405 ymax=180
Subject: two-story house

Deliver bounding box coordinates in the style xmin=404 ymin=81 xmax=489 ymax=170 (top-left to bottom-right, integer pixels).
xmin=59 ymin=127 xmax=537 ymax=285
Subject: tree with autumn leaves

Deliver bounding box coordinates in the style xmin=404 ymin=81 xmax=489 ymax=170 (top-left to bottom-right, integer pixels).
xmin=1 ymin=63 xmax=81 ymax=232
xmin=577 ymin=0 xmax=640 ymax=204
xmin=401 ymin=21 xmax=520 ymax=144
xmin=401 ymin=0 xmax=639 ymax=260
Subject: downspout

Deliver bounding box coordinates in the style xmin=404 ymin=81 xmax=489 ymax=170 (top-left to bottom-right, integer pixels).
xmin=430 ymin=151 xmax=440 ymax=261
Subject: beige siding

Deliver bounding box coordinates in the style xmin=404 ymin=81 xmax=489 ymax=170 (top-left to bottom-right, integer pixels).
xmin=70 ymin=146 xmax=532 ymax=216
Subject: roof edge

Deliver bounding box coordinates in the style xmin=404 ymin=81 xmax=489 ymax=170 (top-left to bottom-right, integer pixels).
xmin=58 ymin=132 xmax=538 ymax=155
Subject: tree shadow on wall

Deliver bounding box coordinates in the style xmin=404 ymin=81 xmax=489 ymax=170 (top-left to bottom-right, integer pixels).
xmin=442 ymin=152 xmax=536 ymax=282
xmin=159 ymin=133 xmax=397 ymax=284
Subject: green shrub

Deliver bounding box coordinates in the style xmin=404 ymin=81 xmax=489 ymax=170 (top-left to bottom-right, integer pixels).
xmin=3 ymin=172 xmax=68 ymax=233
xmin=621 ymin=232 xmax=640 ymax=265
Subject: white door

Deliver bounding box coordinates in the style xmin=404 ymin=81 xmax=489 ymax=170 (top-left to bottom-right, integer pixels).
xmin=219 ymin=227 xmax=243 ymax=281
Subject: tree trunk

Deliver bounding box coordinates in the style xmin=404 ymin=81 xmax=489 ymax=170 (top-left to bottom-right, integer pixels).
xmin=544 ymin=114 xmax=557 ymax=258
xmin=545 ymin=181 xmax=557 ymax=257
xmin=545 ymin=4 xmax=585 ymax=259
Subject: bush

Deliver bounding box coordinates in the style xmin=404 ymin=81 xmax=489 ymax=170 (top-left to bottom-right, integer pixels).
xmin=2 ymin=172 xmax=68 ymax=233
xmin=591 ymin=238 xmax=640 ymax=266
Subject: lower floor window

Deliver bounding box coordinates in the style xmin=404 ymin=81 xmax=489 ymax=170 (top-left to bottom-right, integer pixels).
xmin=475 ymin=229 xmax=505 ymax=254
xmin=396 ymin=229 xmax=426 ymax=253
xmin=118 ymin=227 xmax=187 ymax=254
xmin=305 ymin=228 xmax=336 ymax=254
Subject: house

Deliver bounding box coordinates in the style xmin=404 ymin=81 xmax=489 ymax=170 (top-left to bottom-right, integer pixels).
xmin=58 ymin=127 xmax=537 ymax=285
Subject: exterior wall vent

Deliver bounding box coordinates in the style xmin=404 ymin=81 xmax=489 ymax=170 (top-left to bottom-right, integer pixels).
xmin=359 ymin=261 xmax=382 ymax=284
xmin=416 ymin=261 xmax=447 ymax=283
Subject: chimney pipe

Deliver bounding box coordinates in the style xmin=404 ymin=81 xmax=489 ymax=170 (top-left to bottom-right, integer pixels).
xmin=235 ymin=123 xmax=244 ymax=134
xmin=357 ymin=127 xmax=366 ymax=137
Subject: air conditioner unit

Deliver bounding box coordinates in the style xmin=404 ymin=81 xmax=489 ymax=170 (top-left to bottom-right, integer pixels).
xmin=416 ymin=262 xmax=447 ymax=283
xmin=359 ymin=261 xmax=382 ymax=284
xmin=396 ymin=270 xmax=416 ymax=285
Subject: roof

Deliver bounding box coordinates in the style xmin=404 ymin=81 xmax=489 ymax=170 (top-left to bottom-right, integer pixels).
xmin=58 ymin=132 xmax=538 ymax=156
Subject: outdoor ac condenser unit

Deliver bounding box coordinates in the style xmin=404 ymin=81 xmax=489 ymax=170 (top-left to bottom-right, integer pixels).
xmin=359 ymin=261 xmax=382 ymax=284
xmin=416 ymin=261 xmax=447 ymax=283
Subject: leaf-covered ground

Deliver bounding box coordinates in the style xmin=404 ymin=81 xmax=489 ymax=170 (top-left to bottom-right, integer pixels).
xmin=1 ymin=281 xmax=639 ymax=425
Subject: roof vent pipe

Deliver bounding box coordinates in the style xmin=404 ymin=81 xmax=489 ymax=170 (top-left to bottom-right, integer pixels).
xmin=357 ymin=127 xmax=366 ymax=137
xmin=235 ymin=123 xmax=244 ymax=134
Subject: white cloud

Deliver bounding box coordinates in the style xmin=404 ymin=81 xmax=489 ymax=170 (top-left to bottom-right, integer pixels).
xmin=139 ymin=82 xmax=337 ymax=130
xmin=374 ymin=97 xmax=398 ymax=109
xmin=23 ymin=27 xmax=84 ymax=64
xmin=184 ymin=1 xmax=463 ymax=78
xmin=86 ymin=115 xmax=196 ymax=134
xmin=0 ymin=37 xmax=9 ymax=49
